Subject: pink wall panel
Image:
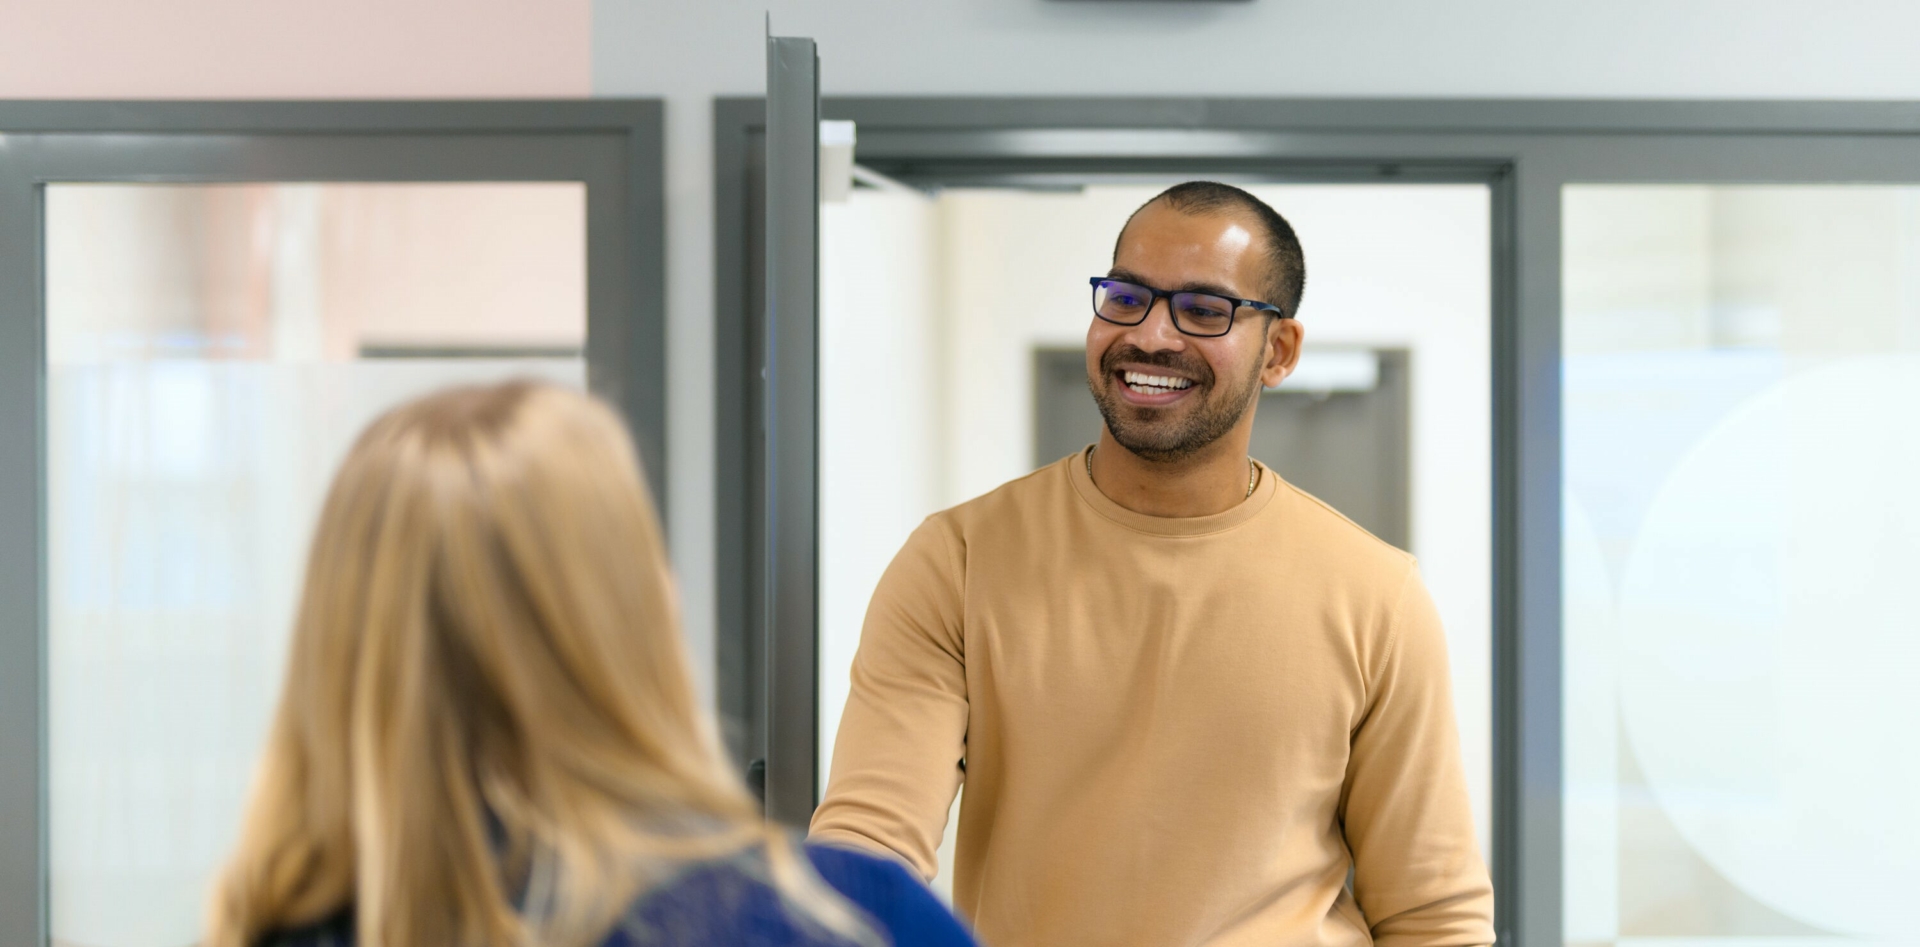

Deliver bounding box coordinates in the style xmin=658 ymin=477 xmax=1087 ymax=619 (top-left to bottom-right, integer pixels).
xmin=0 ymin=0 xmax=590 ymax=98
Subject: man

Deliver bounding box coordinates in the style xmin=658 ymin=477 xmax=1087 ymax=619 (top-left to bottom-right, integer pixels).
xmin=810 ymin=182 xmax=1493 ymax=947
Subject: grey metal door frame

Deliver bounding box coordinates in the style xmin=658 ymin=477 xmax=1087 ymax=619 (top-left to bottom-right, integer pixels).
xmin=714 ymin=97 xmax=1920 ymax=947
xmin=761 ymin=37 xmax=824 ymax=827
xmin=0 ymin=99 xmax=664 ymax=947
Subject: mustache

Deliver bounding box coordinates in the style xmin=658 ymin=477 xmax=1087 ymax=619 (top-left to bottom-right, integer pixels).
xmin=1099 ymin=345 xmax=1214 ymax=385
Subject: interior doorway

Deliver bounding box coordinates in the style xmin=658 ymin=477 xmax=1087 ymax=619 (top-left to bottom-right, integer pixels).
xmin=809 ymin=180 xmax=1492 ymax=896
xmin=719 ymin=94 xmax=1920 ymax=947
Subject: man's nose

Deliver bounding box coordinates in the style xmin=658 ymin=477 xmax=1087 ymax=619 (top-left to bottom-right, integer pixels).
xmin=1125 ymin=297 xmax=1188 ymax=352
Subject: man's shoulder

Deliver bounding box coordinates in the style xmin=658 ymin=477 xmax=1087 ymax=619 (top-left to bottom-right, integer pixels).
xmin=922 ymin=454 xmax=1076 ymax=536
xmin=1266 ymin=475 xmax=1418 ymax=585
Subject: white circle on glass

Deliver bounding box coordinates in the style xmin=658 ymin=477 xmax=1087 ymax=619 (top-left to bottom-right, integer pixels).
xmin=1617 ymin=354 xmax=1920 ymax=937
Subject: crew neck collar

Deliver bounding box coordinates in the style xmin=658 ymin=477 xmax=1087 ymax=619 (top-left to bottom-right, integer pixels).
xmin=1067 ymin=445 xmax=1278 ymax=537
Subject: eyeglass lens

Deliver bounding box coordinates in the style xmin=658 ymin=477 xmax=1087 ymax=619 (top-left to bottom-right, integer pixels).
xmin=1092 ymin=280 xmax=1235 ymax=337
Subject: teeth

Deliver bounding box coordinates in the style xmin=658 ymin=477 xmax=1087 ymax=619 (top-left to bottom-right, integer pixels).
xmin=1122 ymin=371 xmax=1192 ymax=391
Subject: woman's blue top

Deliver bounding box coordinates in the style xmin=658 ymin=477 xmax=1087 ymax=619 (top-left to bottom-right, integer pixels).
xmin=268 ymin=844 xmax=975 ymax=947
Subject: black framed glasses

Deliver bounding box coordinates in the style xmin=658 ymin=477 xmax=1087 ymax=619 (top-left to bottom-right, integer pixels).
xmin=1088 ymin=277 xmax=1287 ymax=338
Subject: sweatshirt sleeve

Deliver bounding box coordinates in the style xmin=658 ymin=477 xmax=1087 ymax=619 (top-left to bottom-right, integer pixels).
xmin=808 ymin=516 xmax=968 ymax=881
xmin=1339 ymin=564 xmax=1497 ymax=947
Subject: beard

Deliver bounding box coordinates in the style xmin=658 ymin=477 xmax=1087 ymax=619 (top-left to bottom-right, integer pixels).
xmin=1087 ymin=343 xmax=1264 ymax=464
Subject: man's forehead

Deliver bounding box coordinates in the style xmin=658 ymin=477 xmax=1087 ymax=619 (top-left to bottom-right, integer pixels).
xmin=1121 ymin=202 xmax=1259 ymax=249
xmin=1115 ymin=205 xmax=1263 ymax=283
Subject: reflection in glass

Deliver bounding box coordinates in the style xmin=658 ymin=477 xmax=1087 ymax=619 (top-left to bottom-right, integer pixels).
xmin=1563 ymin=186 xmax=1920 ymax=947
xmin=47 ymin=183 xmax=587 ymax=947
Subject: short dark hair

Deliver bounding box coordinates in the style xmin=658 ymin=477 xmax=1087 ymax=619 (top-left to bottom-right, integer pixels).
xmin=1117 ymin=181 xmax=1306 ymax=318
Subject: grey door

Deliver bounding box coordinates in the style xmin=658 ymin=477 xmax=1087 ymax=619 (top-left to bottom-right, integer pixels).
xmin=1033 ymin=347 xmax=1411 ymax=550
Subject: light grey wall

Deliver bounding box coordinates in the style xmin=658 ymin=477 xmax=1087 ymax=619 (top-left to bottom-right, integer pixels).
xmin=590 ymin=0 xmax=1920 ymax=697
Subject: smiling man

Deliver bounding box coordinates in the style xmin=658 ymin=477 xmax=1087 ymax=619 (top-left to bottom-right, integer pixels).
xmin=810 ymin=182 xmax=1494 ymax=947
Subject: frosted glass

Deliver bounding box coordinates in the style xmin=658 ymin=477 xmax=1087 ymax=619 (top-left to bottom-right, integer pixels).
xmin=1562 ymin=185 xmax=1920 ymax=947
xmin=46 ymin=183 xmax=587 ymax=947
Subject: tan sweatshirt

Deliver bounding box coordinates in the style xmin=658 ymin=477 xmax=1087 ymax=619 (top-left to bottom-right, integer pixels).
xmin=810 ymin=451 xmax=1494 ymax=947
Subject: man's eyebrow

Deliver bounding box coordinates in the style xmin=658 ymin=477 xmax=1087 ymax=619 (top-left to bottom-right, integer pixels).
xmin=1175 ymin=280 xmax=1242 ymax=299
xmin=1106 ymin=268 xmax=1244 ymax=300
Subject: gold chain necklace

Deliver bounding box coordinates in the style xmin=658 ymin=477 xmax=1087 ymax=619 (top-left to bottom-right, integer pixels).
xmin=1087 ymin=448 xmax=1258 ymax=499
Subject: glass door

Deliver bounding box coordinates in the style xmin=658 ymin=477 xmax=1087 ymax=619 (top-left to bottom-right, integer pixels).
xmin=1560 ymin=178 xmax=1920 ymax=947
xmin=0 ymin=105 xmax=664 ymax=947
xmin=46 ymin=181 xmax=587 ymax=947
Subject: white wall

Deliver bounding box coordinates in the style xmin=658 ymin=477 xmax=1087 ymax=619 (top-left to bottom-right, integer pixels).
xmin=589 ymin=0 xmax=1920 ymax=697
xmin=817 ymin=190 xmax=945 ymax=789
xmin=0 ymin=0 xmax=590 ymax=98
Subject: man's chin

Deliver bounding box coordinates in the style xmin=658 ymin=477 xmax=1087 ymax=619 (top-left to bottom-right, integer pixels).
xmin=1107 ymin=424 xmax=1204 ymax=461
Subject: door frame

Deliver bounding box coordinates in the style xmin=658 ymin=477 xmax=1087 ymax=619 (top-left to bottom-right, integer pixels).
xmin=714 ymin=95 xmax=1920 ymax=947
xmin=0 ymin=99 xmax=664 ymax=947
xmin=760 ymin=37 xmax=826 ymax=827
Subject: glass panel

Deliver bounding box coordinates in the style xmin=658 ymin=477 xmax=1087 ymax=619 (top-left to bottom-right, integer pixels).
xmin=819 ymin=183 xmax=1493 ymax=897
xmin=1563 ymin=185 xmax=1920 ymax=947
xmin=46 ymin=182 xmax=587 ymax=947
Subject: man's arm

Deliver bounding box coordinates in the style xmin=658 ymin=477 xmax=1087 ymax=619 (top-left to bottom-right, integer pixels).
xmin=1340 ymin=564 xmax=1496 ymax=947
xmin=809 ymin=517 xmax=968 ymax=881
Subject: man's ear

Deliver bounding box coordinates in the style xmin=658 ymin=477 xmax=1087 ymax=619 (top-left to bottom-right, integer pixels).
xmin=1259 ymin=316 xmax=1304 ymax=389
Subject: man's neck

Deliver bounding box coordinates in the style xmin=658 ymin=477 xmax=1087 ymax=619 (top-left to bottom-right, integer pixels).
xmin=1086 ymin=430 xmax=1255 ymax=518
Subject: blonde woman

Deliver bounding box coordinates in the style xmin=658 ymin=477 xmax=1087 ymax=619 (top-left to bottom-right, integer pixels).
xmin=207 ymin=381 xmax=973 ymax=947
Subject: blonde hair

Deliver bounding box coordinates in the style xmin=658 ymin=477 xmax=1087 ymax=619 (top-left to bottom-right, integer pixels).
xmin=208 ymin=381 xmax=872 ymax=947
